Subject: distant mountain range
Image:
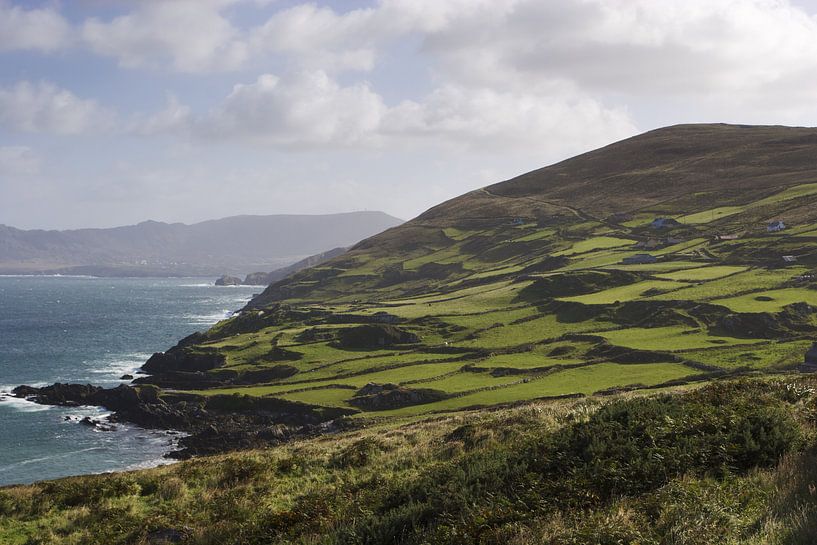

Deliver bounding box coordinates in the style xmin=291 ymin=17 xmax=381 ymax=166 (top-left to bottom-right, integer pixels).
xmin=0 ymin=212 xmax=403 ymax=276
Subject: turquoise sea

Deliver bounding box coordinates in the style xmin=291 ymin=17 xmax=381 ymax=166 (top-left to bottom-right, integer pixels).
xmin=0 ymin=276 xmax=258 ymax=486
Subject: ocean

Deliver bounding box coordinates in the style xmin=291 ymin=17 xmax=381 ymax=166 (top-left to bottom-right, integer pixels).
xmin=0 ymin=276 xmax=258 ymax=486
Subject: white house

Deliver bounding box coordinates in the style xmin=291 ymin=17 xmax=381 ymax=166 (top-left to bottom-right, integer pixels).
xmin=768 ymin=220 xmax=786 ymax=232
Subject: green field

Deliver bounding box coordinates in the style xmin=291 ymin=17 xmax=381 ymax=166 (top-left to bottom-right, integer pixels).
xmin=677 ymin=206 xmax=745 ymax=224
xmin=712 ymin=288 xmax=817 ymax=313
xmin=599 ymin=326 xmax=762 ymax=352
xmin=560 ymin=280 xmax=690 ymax=305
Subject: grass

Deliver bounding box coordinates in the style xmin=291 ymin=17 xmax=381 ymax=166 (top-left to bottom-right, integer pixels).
xmin=473 ymin=351 xmax=584 ymax=370
xmin=677 ymin=206 xmax=745 ymax=224
xmin=654 ymin=265 xmax=749 ymax=281
xmin=599 ymin=326 xmax=762 ymax=351
xmin=559 ymin=280 xmax=690 ymax=305
xmin=712 ymin=287 xmax=817 ymax=313
xmin=683 ymin=340 xmax=812 ymax=370
xmin=370 ymin=361 xmax=697 ymax=417
xmin=410 ymin=370 xmax=524 ymax=393
xmin=552 ymin=236 xmax=634 ymax=256
xmin=648 ymin=268 xmax=804 ymax=302
xmin=751 ymin=182 xmax=817 ymax=207
xmin=453 ymin=314 xmax=616 ymax=348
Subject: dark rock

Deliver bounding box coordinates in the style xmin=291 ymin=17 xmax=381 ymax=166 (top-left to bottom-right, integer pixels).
xmin=807 ymin=342 xmax=817 ymax=364
xmin=13 ymin=383 xmax=103 ymax=406
xmin=142 ymin=350 xmax=225 ymax=374
xmin=215 ymin=275 xmax=242 ymax=286
xmin=350 ymin=384 xmax=447 ymax=411
xmin=243 ymin=271 xmax=272 ymax=286
xmin=146 ymin=528 xmax=188 ymax=544
xmin=333 ymin=324 xmax=420 ymax=349
xmin=120 ymin=374 xmax=134 ymax=380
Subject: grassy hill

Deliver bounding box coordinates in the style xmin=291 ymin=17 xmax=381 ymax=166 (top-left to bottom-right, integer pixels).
xmin=5 ymin=123 xmax=817 ymax=544
xmin=143 ymin=124 xmax=817 ymax=419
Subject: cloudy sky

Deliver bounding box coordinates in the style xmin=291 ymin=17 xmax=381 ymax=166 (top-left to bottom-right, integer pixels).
xmin=3 ymin=0 xmax=817 ymax=229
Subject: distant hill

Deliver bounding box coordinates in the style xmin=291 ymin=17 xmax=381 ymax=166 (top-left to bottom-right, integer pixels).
xmin=240 ymin=247 xmax=348 ymax=286
xmin=0 ymin=212 xmax=403 ymax=276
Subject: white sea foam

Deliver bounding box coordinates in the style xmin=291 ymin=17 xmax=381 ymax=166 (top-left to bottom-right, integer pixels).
xmin=88 ymin=352 xmax=153 ymax=378
xmin=0 ymin=393 xmax=52 ymax=412
xmin=0 ymin=385 xmax=53 ymax=412
xmin=0 ymin=447 xmax=106 ymax=474
xmin=0 ymin=274 xmax=97 ymax=278
xmin=184 ymin=309 xmax=235 ymax=325
xmin=123 ymin=455 xmax=179 ymax=472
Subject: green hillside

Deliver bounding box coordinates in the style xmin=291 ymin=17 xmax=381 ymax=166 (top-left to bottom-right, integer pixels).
xmin=2 ymin=378 xmax=817 ymax=544
xmin=142 ymin=124 xmax=817 ymax=419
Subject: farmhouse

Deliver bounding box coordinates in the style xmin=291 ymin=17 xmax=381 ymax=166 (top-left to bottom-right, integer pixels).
xmin=768 ymin=220 xmax=786 ymax=232
xmin=801 ymin=342 xmax=817 ymax=373
xmin=650 ymin=218 xmax=682 ymax=229
xmin=622 ymin=254 xmax=657 ymax=265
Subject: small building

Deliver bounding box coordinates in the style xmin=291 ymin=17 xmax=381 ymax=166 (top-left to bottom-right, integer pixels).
xmin=768 ymin=220 xmax=786 ymax=233
xmin=715 ymin=234 xmax=741 ymax=241
xmin=622 ymin=253 xmax=657 ymax=265
xmin=800 ymin=342 xmax=817 ymax=373
xmin=650 ymin=218 xmax=682 ymax=230
xmin=510 ymin=218 xmax=525 ymax=226
xmin=783 ymin=255 xmax=798 ymax=263
xmin=634 ymin=238 xmax=661 ymax=250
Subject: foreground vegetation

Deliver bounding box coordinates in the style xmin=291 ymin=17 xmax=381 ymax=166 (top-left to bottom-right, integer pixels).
xmin=3 ymin=378 xmax=817 ymax=544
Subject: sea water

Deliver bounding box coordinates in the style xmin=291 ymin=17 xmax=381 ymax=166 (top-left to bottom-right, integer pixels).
xmin=0 ymin=276 xmax=258 ymax=486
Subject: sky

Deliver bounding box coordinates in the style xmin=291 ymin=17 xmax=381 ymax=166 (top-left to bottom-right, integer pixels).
xmin=3 ymin=0 xmax=817 ymax=229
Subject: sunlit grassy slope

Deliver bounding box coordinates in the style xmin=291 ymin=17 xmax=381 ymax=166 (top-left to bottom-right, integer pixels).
xmin=151 ymin=124 xmax=817 ymax=418
xmin=4 ymin=378 xmax=817 ymax=545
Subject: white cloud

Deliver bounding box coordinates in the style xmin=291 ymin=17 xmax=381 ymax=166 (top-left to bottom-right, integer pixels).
xmin=0 ymin=2 xmax=71 ymax=52
xmin=199 ymin=71 xmax=387 ymax=147
xmin=416 ymin=0 xmax=817 ymax=104
xmin=383 ymin=83 xmax=636 ymax=153
xmin=0 ymin=146 xmax=39 ymax=175
xmin=131 ymin=95 xmax=192 ymax=135
xmin=81 ymin=0 xmax=247 ymax=73
xmin=187 ymin=70 xmax=635 ymax=155
xmin=0 ymin=81 xmax=113 ymax=134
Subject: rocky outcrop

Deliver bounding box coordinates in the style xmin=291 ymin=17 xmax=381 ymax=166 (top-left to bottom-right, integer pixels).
xmin=142 ymin=350 xmax=225 ymax=374
xmin=333 ymin=324 xmax=420 ymax=349
xmin=349 ymin=383 xmax=448 ymax=411
xmin=243 ymin=272 xmax=272 ymax=286
xmin=215 ymin=275 xmax=242 ymax=286
xmin=12 ymin=382 xmax=359 ymax=458
xmin=243 ymin=247 xmax=348 ymax=286
xmin=801 ymin=342 xmax=817 ymax=372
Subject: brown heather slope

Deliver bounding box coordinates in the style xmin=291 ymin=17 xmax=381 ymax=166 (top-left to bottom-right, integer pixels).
xmin=425 ymin=123 xmax=817 ymax=222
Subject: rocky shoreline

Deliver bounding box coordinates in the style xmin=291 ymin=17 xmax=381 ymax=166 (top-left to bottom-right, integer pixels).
xmin=12 ymin=382 xmax=358 ymax=459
